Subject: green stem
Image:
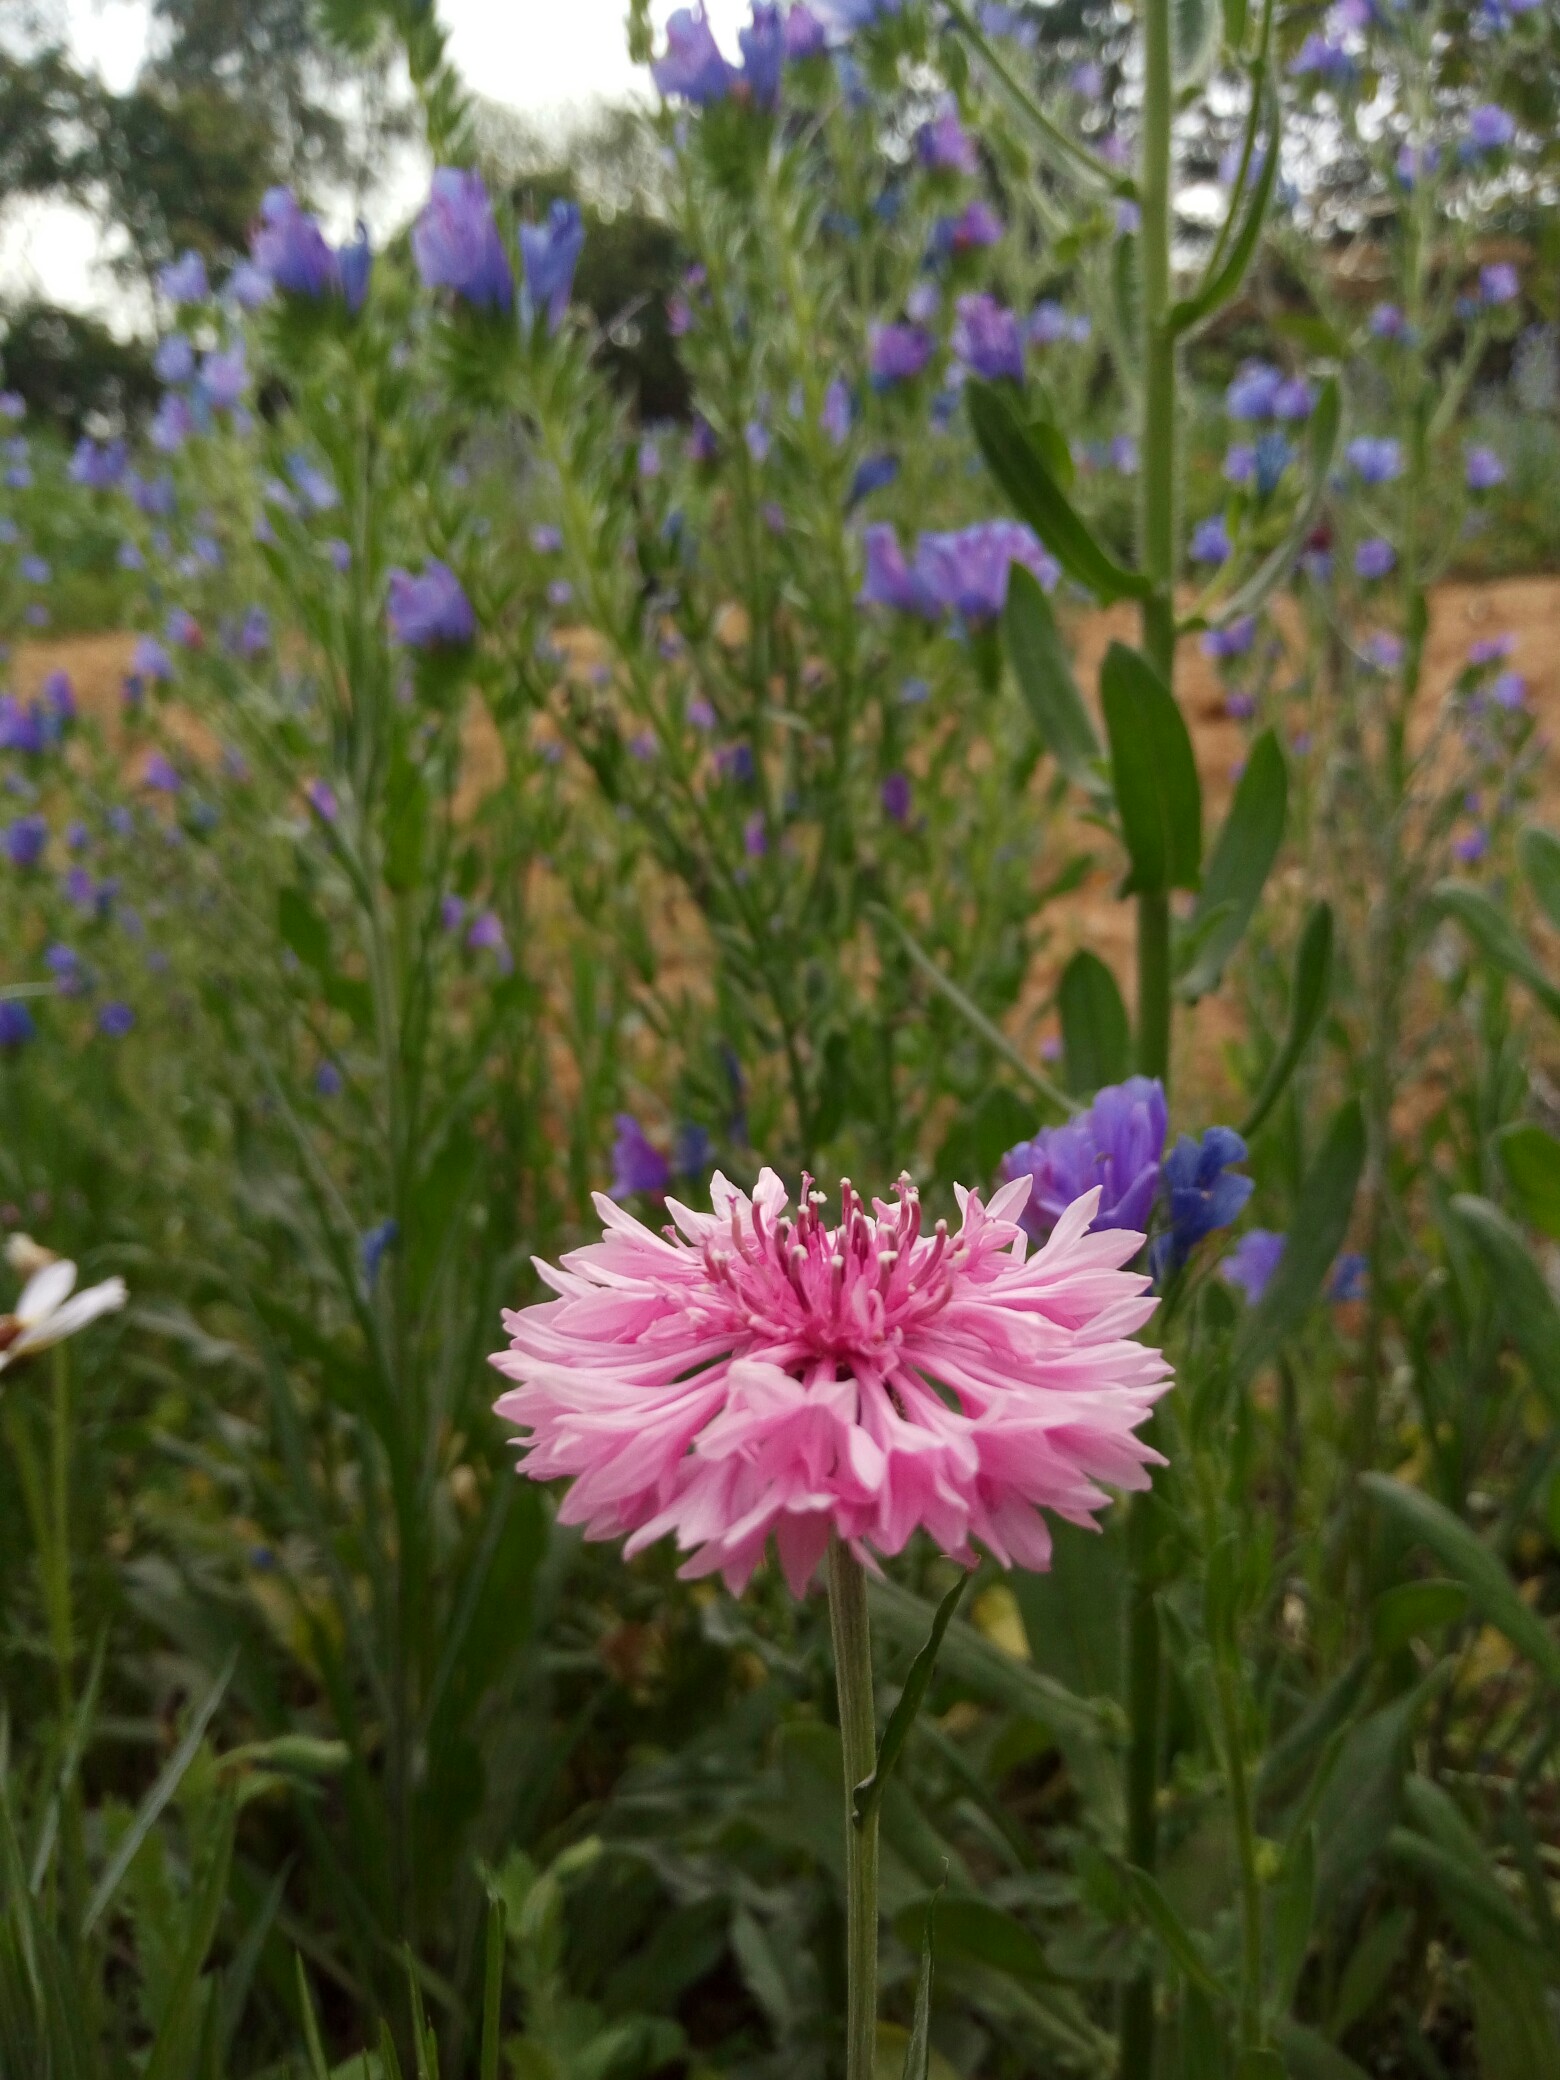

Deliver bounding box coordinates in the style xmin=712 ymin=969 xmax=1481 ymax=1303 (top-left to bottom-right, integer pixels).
xmin=828 ymin=1539 xmax=879 ymax=2080
xmin=1123 ymin=1 xmax=1177 ymax=2071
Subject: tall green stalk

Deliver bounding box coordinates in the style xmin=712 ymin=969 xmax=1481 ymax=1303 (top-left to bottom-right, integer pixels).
xmin=1123 ymin=0 xmax=1178 ymax=2069
xmin=829 ymin=1538 xmax=879 ymax=2080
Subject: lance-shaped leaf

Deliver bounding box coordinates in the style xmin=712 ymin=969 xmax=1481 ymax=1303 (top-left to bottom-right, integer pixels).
xmin=1447 ymin=1194 xmax=1560 ymax=1423
xmin=901 ymin=1877 xmax=945 ymax=2080
xmin=1002 ymin=565 xmax=1108 ymax=799
xmin=1434 ymin=880 xmax=1560 ymax=1020
xmin=1361 ymin=1475 xmax=1560 ymax=1687
xmin=1126 ymin=1866 xmax=1229 ymax=2003
xmin=1230 ymin=1096 xmax=1364 ymax=1387
xmin=1240 ymin=900 xmax=1333 ymax=1138
xmin=968 ymin=380 xmax=1152 ymax=605
xmin=1100 ymin=641 xmax=1202 ymax=894
xmin=1059 ymin=950 xmax=1131 ymax=1094
xmin=856 ymin=1573 xmax=969 ymax=1827
xmin=1518 ymin=824 xmax=1560 ymax=932
xmin=1178 ymin=728 xmax=1287 ymax=1000
xmin=1210 ymin=378 xmax=1341 ymax=626
xmin=1495 ymin=1123 xmax=1560 ymax=1241
xmin=1169 ymin=82 xmax=1279 ymax=334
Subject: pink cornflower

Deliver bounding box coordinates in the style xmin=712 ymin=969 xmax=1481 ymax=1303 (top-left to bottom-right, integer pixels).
xmin=491 ymin=1169 xmax=1170 ymax=1596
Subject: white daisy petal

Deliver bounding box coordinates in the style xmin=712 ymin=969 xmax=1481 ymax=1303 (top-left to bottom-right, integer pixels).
xmin=15 ymin=1259 xmax=77 ymax=1328
xmin=13 ymin=1278 xmax=128 ymax=1355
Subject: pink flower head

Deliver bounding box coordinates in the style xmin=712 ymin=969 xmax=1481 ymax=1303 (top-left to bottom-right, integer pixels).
xmin=491 ymin=1170 xmax=1170 ymax=1596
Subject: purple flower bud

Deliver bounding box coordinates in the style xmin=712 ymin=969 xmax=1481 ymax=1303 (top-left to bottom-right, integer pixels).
xmin=337 ymin=223 xmax=372 ymax=313
xmin=0 ymin=1001 xmax=36 ymax=1048
xmin=609 ymin=1114 xmax=671 ymax=1199
xmin=935 ymin=200 xmax=1003 ymax=254
xmin=42 ymin=671 xmax=74 ymax=721
xmin=1226 ymin=360 xmax=1283 ymax=420
xmin=132 ymin=636 xmax=173 ymax=684
xmin=1202 ymin=615 xmax=1257 ymax=661
xmin=1223 ymin=1228 xmax=1285 ymax=1302
xmin=387 ymin=560 xmax=476 ymax=651
xmin=1289 ymin=33 xmax=1352 ymax=80
xmin=251 ymin=188 xmax=338 ymax=298
xmin=869 ymin=322 xmax=934 ymax=388
xmin=1354 ymin=537 xmax=1396 ymax=580
xmin=226 ymin=260 xmax=273 ymax=309
xmin=520 ymin=201 xmax=585 ymax=333
xmin=858 ymin=526 xmax=943 ymax=619
xmin=653 ymin=7 xmax=734 ymax=102
xmin=744 ymin=419 xmax=771 ymax=464
xmin=1467 ymin=103 xmax=1515 ymax=152
xmin=952 ymin=293 xmax=1025 ymax=382
xmin=847 ymin=452 xmax=899 ymax=507
xmin=98 ymin=1001 xmax=135 ymax=1038
xmin=4 ymin=815 xmax=48 ymax=868
xmin=197 ymin=342 xmax=247 ymax=412
xmin=1453 ymin=826 xmax=1489 ymax=864
xmin=165 ymin=608 xmax=202 ymax=650
xmin=784 ymin=2 xmax=828 ymax=57
xmin=739 ymin=3 xmax=785 ymax=107
xmin=70 ymin=436 xmax=128 ymax=490
xmin=1191 ymin=516 xmax=1231 ymax=565
xmin=154 ymin=333 xmax=195 ymax=384
xmin=19 ymin=555 xmax=50 ymax=585
xmin=149 ymin=392 xmax=194 ymax=454
xmin=1273 ymin=376 xmax=1314 ymax=420
xmin=1224 ymin=443 xmax=1257 ymax=484
xmin=305 ymin=779 xmax=339 ymax=822
xmin=1115 ymin=200 xmax=1142 ymax=235
xmin=1468 ymin=633 xmax=1515 ymax=666
xmin=440 ymin=893 xmax=467 ymax=931
xmin=1465 ymin=445 xmax=1506 ymax=491
xmin=1369 ymin=301 xmax=1407 ymax=339
xmin=413 ymin=169 xmax=514 ymax=313
xmin=1479 ymin=262 xmax=1519 ymax=306
xmin=159 ymin=250 xmax=208 ymax=304
xmin=466 ymin=909 xmax=513 ymax=972
xmin=326 ymin=537 xmax=352 ymax=573
xmin=1360 ymin=631 xmax=1404 ymax=671
xmin=0 ymin=392 xmax=23 ymax=421
xmin=1491 ymin=670 xmax=1526 ymax=710
xmin=881 ymin=771 xmax=912 ymax=823
xmin=821 ymin=377 xmax=853 ymax=445
xmin=1345 ymin=435 xmax=1403 ymax=484
xmin=919 ymin=106 xmax=978 ymax=174
xmin=743 ymin=811 xmax=768 ymax=857
xmin=142 ymin=752 xmax=181 ymax=794
xmin=315 ymin=1060 xmax=343 ymax=1097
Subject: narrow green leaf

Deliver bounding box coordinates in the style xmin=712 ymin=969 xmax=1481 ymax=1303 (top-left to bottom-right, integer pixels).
xmin=895 ymin=1893 xmax=1050 ymax=1986
xmin=855 ymin=1574 xmax=969 ymax=1827
xmin=1326 ymin=1908 xmax=1412 ymax=2043
xmin=1239 ymin=900 xmax=1333 ymax=1138
xmin=1495 ymin=1123 xmax=1560 ymax=1241
xmin=1517 ymin=823 xmax=1560 ymax=932
xmin=1179 ymin=728 xmax=1287 ymax=1000
xmin=1361 ymin=1475 xmax=1560 ymax=1686
xmin=1058 ymin=951 xmax=1131 ymax=1095
xmin=1002 ymin=565 xmax=1107 ymax=798
xmin=383 ymin=748 xmax=429 ymax=894
xmin=82 ymin=1651 xmax=236 ymax=1935
xmin=1434 ymin=880 xmax=1560 ymax=1020
xmin=1214 ymin=379 xmax=1342 ymax=624
xmin=968 ymin=381 xmax=1151 ymax=604
xmin=480 ymin=1892 xmax=507 ymax=2080
xmin=296 ymin=1956 xmax=332 ymax=2080
xmin=278 ymin=886 xmax=330 ymax=974
xmin=144 ymin=1794 xmax=237 ymax=2080
xmin=1126 ymin=1866 xmax=1229 ymax=2003
xmin=1272 ymin=1826 xmax=1317 ymax=2007
xmin=1447 ymin=1194 xmax=1560 ymax=1423
xmin=1170 ymin=84 xmax=1279 ymax=333
xmin=1231 ymin=1097 xmax=1364 ymax=1386
xmin=1173 ymin=0 xmax=1221 ymax=84
xmin=1372 ymin=1579 xmax=1469 ymax=1658
xmin=902 ymin=1877 xmax=944 ymax=2080
xmin=1100 ymin=641 xmax=1202 ymax=894
xmin=1221 ymin=0 xmax=1248 ymax=48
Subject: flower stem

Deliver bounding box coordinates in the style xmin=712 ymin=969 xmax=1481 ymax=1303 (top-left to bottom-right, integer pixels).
xmin=828 ymin=1537 xmax=879 ymax=2080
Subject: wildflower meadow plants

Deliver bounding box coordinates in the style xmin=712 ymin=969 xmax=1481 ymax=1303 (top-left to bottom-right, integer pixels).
xmin=0 ymin=0 xmax=1559 ymax=2072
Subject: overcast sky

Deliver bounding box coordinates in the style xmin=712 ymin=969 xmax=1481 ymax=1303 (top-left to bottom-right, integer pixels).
xmin=0 ymin=0 xmax=754 ymax=328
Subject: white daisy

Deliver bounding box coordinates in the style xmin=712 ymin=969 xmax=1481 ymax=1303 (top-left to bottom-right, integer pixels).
xmin=0 ymin=1245 xmax=127 ymax=1374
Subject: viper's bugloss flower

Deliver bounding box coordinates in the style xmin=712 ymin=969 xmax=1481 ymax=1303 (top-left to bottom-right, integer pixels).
xmin=1156 ymin=1128 xmax=1252 ymax=1273
xmin=610 ymin=1114 xmax=672 ymax=1199
xmin=919 ymin=105 xmax=978 ymax=174
xmin=154 ymin=334 xmax=195 ymax=384
xmin=165 ymin=607 xmax=202 ymax=650
xmin=142 ymin=752 xmax=181 ymax=794
xmin=305 ymin=779 xmax=339 ymax=823
xmin=869 ymin=322 xmax=934 ymax=388
xmin=361 ymin=1219 xmax=398 ymax=1293
xmin=652 ymin=6 xmax=734 ymax=101
xmin=98 ymin=1001 xmax=135 ymax=1039
xmin=1202 ymin=615 xmax=1257 ymax=660
xmin=1226 ymin=360 xmax=1284 ymax=419
xmin=1289 ymin=33 xmax=1351 ymax=81
xmin=42 ymin=671 xmax=74 ymax=722
xmin=952 ymin=294 xmax=1024 ymax=382
xmin=1355 ymin=537 xmax=1396 ymax=580
xmin=1223 ymin=1227 xmax=1285 ymax=1303
xmin=315 ymin=1060 xmax=343 ymax=1098
xmin=252 ymin=188 xmax=338 ymax=297
xmin=1029 ymin=300 xmax=1090 ymax=346
xmin=226 ymin=260 xmax=273 ymax=310
xmin=1491 ymin=669 xmax=1526 ymax=710
xmin=1360 ymin=630 xmax=1404 ymax=671
xmin=0 ymin=694 xmax=45 ymax=755
xmin=1002 ymin=1080 xmax=1167 ymax=1245
xmin=337 ymin=224 xmax=372 ymax=313
xmin=159 ymin=250 xmax=208 ymax=303
xmin=1346 ymin=435 xmax=1403 ymax=483
xmin=1191 ymin=516 xmax=1232 ymax=565
xmin=935 ymin=200 xmax=1003 ymax=254
xmin=881 ymin=771 xmax=912 ymax=824
xmin=520 ymin=201 xmax=585 ymax=333
xmin=70 ymin=437 xmax=128 ymax=491
xmin=847 ymin=453 xmax=899 ymax=507
xmin=491 ymin=1169 xmax=1170 ymax=1592
xmin=859 ymin=521 xmax=1057 ymax=622
xmin=413 ymin=169 xmax=514 ymax=314
xmin=1466 ymin=103 xmax=1515 ymax=153
xmin=132 ymin=636 xmax=173 ymax=684
xmin=0 ymin=1001 xmax=35 ymax=1049
xmin=0 ymin=392 xmax=23 ymax=421
xmin=739 ymin=3 xmax=785 ymax=106
xmin=466 ymin=909 xmax=513 ymax=973
xmin=1466 ymin=445 xmax=1506 ymax=490
xmin=3 ymin=816 xmax=47 ymax=870
xmin=1479 ymin=262 xmax=1519 ymax=306
xmin=18 ymin=554 xmax=49 ymax=585
xmin=784 ymin=1 xmax=828 ymax=56
xmin=387 ymin=560 xmax=476 ymax=649
xmin=1369 ymin=301 xmax=1407 ymax=339
xmin=149 ymin=392 xmax=193 ymax=454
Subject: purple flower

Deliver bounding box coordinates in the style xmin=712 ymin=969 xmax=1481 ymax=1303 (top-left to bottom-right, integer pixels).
xmin=130 ymin=471 xmax=176 ymax=518
xmin=1469 ymin=634 xmax=1515 ymax=666
xmin=142 ymin=752 xmax=181 ymax=794
xmin=1454 ymin=827 xmax=1489 ymax=864
xmin=227 ymin=259 xmax=274 ymax=310
xmin=1251 ymin=431 xmax=1292 ymax=496
xmin=234 ymin=606 xmax=271 ymax=659
xmin=609 ymin=1114 xmax=672 ymax=1199
xmin=440 ymin=893 xmax=467 ymax=931
xmin=1396 ymin=142 xmax=1439 ymax=185
xmin=1224 ymin=443 xmax=1257 ymax=485
xmin=198 ymin=343 xmax=247 ymax=410
xmin=785 ymin=2 xmax=828 ymax=56
xmin=1226 ymin=361 xmax=1284 ymax=420
xmin=847 ymin=452 xmax=899 ymax=507
xmin=98 ymin=1001 xmax=135 ymax=1039
xmin=1369 ymin=302 xmax=1407 ymax=339
xmin=149 ymin=392 xmax=194 ymax=454
xmin=19 ymin=555 xmax=50 ymax=585
xmin=361 ymin=1219 xmax=398 ymax=1291
xmin=936 ymin=200 xmax=1003 ymax=254
xmin=821 ymin=378 xmax=853 ymax=446
xmin=47 ymin=943 xmax=86 ymax=994
xmin=881 ymin=771 xmax=912 ymax=823
xmin=1491 ymin=670 xmax=1527 ymax=710
xmin=1273 ymin=377 xmax=1314 ymax=421
xmin=0 ymin=1000 xmax=35 ymax=1049
xmin=1029 ymin=301 xmax=1091 ymax=347
xmin=42 ymin=670 xmax=74 ymax=721
xmin=154 ymin=333 xmax=195 ymax=384
xmin=1360 ymin=630 xmax=1404 ymax=671
xmin=744 ymin=419 xmax=771 ymax=464
xmin=1191 ymin=516 xmax=1231 ymax=565
xmin=1467 ymin=103 xmax=1515 ymax=153
xmin=530 ymin=524 xmax=563 ymax=555
xmin=1346 ymin=435 xmax=1403 ymax=483
xmin=1328 ymin=1253 xmax=1367 ymax=1303
xmin=653 ymin=7 xmax=734 ymax=101
xmin=0 ymin=392 xmax=23 ymax=421
xmin=315 ymin=1060 xmax=343 ymax=1098
xmin=739 ymin=3 xmax=785 ymax=106
xmin=1355 ymin=537 xmax=1396 ymax=580
xmin=919 ymin=107 xmax=978 ymax=174
xmin=1158 ymin=1126 xmax=1253 ymax=1271
xmin=159 ymin=250 xmax=208 ymax=303
xmin=919 ymin=521 xmax=1058 ymax=622
xmin=743 ymin=811 xmax=768 ymax=857
xmin=1466 ymin=445 xmax=1506 ymax=491
xmin=952 ymin=294 xmax=1025 ymax=382
xmin=70 ymin=436 xmax=128 ymax=491
xmin=305 ymin=779 xmax=339 ymax=823
xmin=1289 ymin=33 xmax=1351 ymax=81
xmin=466 ymin=909 xmax=513 ymax=973
xmin=387 ymin=560 xmax=476 ymax=649
xmin=869 ymin=322 xmax=935 ymax=388
xmin=1479 ymin=263 xmax=1519 ymax=306
xmin=337 ymin=224 xmax=372 ymax=314
xmin=412 ymin=169 xmax=514 ymax=314
xmin=166 ymin=607 xmax=202 ymax=650
xmin=1115 ymin=199 xmax=1142 ymax=235
xmin=3 ymin=816 xmax=47 ymax=869
xmin=1202 ymin=615 xmax=1257 ymax=661
xmin=1001 ymin=1077 xmax=1168 ymax=1244
xmin=252 ymin=187 xmax=338 ymax=297
xmin=859 ymin=527 xmax=940 ymax=618
xmin=520 ymin=201 xmax=585 ymax=333
xmin=0 ymin=694 xmax=43 ymax=757
xmin=1223 ymin=1228 xmax=1285 ymax=1303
